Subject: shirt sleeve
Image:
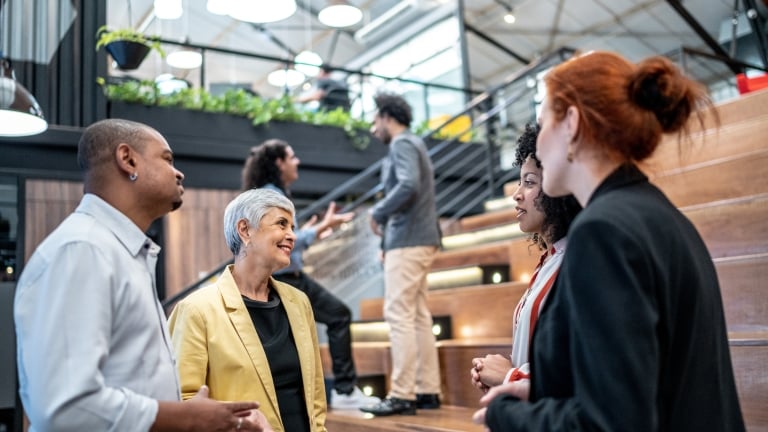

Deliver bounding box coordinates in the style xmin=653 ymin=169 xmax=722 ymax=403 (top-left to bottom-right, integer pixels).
xmin=15 ymin=242 xmax=159 ymax=431
xmin=371 ymin=138 xmax=420 ymax=224
xmin=486 ymin=219 xmax=659 ymax=431
xmin=294 ymin=226 xmax=317 ymax=253
xmin=167 ymin=300 xmax=210 ymax=401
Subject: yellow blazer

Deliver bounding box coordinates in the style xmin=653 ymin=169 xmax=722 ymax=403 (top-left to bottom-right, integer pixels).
xmin=168 ymin=265 xmax=327 ymax=432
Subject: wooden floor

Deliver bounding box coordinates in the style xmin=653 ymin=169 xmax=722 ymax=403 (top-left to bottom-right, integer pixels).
xmin=327 ymin=405 xmax=484 ymax=432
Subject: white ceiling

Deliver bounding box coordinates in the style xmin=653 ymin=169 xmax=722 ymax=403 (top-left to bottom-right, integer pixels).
xmin=106 ymin=0 xmax=763 ymax=101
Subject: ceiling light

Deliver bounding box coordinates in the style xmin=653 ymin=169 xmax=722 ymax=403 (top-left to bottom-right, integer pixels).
xmin=267 ymin=68 xmax=306 ymax=88
xmin=155 ymin=74 xmax=190 ymax=95
xmin=294 ymin=50 xmax=323 ymax=77
xmin=154 ymin=0 xmax=183 ymax=20
xmin=206 ymin=0 xmax=230 ymax=15
xmin=318 ymin=1 xmax=363 ymax=28
xmin=0 ymin=58 xmax=47 ymax=137
xmin=167 ymin=48 xmax=203 ymax=69
xmin=504 ymin=10 xmax=516 ymax=24
xmin=228 ymin=0 xmax=297 ymax=23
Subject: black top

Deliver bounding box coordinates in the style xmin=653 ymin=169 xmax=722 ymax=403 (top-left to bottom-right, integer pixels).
xmin=487 ymin=164 xmax=745 ymax=431
xmin=243 ymin=290 xmax=310 ymax=432
xmin=316 ymin=77 xmax=350 ymax=111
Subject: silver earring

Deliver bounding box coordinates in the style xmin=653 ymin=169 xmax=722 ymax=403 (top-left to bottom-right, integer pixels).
xmin=129 ymin=172 xmax=138 ymax=181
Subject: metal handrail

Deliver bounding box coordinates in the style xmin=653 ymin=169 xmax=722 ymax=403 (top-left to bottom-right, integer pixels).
xmin=162 ymin=46 xmax=576 ymax=311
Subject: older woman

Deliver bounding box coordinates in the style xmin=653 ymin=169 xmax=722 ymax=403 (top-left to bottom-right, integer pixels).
xmin=476 ymin=51 xmax=744 ymax=431
xmin=169 ymin=188 xmax=327 ymax=432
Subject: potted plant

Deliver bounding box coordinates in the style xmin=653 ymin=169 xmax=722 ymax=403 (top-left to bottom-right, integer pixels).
xmin=98 ymin=78 xmax=375 ymax=150
xmin=95 ymin=26 xmax=165 ymax=70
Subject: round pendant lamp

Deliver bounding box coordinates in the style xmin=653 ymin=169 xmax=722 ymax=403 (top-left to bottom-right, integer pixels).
xmin=0 ymin=58 xmax=47 ymax=137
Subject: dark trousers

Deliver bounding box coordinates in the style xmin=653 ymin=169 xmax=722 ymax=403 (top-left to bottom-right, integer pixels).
xmin=273 ymin=271 xmax=356 ymax=394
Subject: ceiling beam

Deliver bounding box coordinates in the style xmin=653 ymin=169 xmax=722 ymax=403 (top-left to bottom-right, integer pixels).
xmin=545 ymin=0 xmax=565 ymax=52
xmin=742 ymin=0 xmax=768 ymax=68
xmin=665 ymin=0 xmax=742 ymax=74
xmin=464 ymin=23 xmax=530 ymax=64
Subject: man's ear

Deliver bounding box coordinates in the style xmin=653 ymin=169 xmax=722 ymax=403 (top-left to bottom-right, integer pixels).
xmin=115 ymin=143 xmax=136 ymax=176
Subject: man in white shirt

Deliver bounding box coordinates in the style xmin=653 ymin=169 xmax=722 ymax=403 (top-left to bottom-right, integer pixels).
xmin=15 ymin=119 xmax=265 ymax=431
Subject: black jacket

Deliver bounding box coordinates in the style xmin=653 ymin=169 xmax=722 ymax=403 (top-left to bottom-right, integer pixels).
xmin=487 ymin=164 xmax=745 ymax=431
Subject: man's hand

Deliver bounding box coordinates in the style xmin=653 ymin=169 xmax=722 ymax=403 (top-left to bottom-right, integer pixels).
xmin=368 ymin=211 xmax=382 ymax=236
xmin=153 ymin=386 xmax=260 ymax=432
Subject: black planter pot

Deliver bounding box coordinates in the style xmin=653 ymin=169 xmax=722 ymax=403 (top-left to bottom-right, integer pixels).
xmin=105 ymin=41 xmax=151 ymax=70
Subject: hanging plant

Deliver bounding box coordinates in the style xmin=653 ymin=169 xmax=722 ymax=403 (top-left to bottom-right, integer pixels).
xmin=95 ymin=26 xmax=165 ymax=70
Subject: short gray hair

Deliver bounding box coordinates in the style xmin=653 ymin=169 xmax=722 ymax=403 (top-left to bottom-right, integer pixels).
xmin=223 ymin=188 xmax=295 ymax=255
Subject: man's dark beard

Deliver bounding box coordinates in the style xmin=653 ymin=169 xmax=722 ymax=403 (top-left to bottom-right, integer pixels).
xmin=171 ymin=200 xmax=183 ymax=211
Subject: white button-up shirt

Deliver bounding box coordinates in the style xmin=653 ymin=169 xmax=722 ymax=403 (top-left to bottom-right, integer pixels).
xmin=15 ymin=194 xmax=180 ymax=431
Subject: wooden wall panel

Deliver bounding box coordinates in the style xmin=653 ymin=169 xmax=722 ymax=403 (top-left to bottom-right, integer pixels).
xmin=24 ymin=181 xmax=238 ymax=301
xmin=24 ymin=180 xmax=83 ymax=262
xmin=164 ymin=188 xmax=239 ymax=299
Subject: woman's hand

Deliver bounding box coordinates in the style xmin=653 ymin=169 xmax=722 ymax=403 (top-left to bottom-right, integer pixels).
xmin=472 ymin=380 xmax=531 ymax=428
xmin=239 ymin=408 xmax=274 ymax=432
xmin=471 ymin=354 xmax=513 ymax=391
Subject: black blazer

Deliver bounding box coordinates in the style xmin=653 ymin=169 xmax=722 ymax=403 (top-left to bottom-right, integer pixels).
xmin=487 ymin=164 xmax=745 ymax=431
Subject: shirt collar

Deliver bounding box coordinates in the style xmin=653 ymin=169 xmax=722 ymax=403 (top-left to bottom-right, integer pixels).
xmin=75 ymin=194 xmax=158 ymax=257
xmin=551 ymin=237 xmax=568 ymax=255
xmin=587 ymin=163 xmax=647 ymax=205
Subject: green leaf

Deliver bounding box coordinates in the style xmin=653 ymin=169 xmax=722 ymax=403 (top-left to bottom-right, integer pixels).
xmin=98 ymin=78 xmax=372 ymax=150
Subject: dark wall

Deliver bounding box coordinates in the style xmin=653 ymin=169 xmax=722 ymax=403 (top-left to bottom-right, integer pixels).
xmin=0 ymin=109 xmax=388 ymax=204
xmin=9 ymin=1 xmax=107 ymax=128
xmin=108 ymin=102 xmax=390 ymax=201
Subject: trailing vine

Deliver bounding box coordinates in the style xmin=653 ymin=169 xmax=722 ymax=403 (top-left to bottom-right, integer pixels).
xmin=96 ymin=78 xmax=372 ymax=150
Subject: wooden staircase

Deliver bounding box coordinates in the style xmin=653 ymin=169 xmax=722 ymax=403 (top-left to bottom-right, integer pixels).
xmin=320 ymin=89 xmax=768 ymax=431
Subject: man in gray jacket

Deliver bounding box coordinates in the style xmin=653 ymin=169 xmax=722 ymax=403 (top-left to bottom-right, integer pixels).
xmin=361 ymin=93 xmax=442 ymax=416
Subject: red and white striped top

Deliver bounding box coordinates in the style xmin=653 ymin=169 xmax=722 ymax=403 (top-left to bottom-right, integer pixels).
xmin=505 ymin=237 xmax=567 ymax=382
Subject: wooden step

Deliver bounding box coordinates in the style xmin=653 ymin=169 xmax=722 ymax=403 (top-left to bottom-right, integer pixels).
xmin=729 ymin=329 xmax=768 ymax=432
xmin=508 ymin=237 xmax=544 ymax=282
xmin=359 ymin=282 xmax=527 ymax=339
xmin=427 ymin=265 xmax=511 ymax=290
xmin=694 ymin=88 xmax=768 ymax=132
xmin=442 ymin=207 xmax=518 ymax=236
xmin=437 ymin=338 xmax=511 ymax=408
xmin=323 ymin=332 xmax=767 ymax=430
xmin=716 ymin=253 xmax=768 ymax=329
xmin=644 ymin=112 xmax=768 ymax=177
xmin=433 ymin=241 xmax=511 ymax=271
xmin=650 ymin=149 xmax=768 ymax=208
xmin=683 ymin=193 xmax=768 ymax=259
xmin=326 ymin=405 xmax=483 ymax=432
xmin=441 ymin=224 xmax=523 ymax=251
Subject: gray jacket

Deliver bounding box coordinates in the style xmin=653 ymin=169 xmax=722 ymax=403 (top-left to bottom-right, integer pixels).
xmin=371 ymin=132 xmax=441 ymax=251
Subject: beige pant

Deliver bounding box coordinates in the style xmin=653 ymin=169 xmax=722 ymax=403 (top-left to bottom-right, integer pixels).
xmin=383 ymin=245 xmax=441 ymax=400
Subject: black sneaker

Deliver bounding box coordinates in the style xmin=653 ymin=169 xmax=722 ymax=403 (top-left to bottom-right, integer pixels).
xmin=359 ymin=397 xmax=417 ymax=416
xmin=416 ymin=393 xmax=441 ymax=409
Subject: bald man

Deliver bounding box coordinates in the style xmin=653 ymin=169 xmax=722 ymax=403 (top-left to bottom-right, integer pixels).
xmin=15 ymin=119 xmax=266 ymax=431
